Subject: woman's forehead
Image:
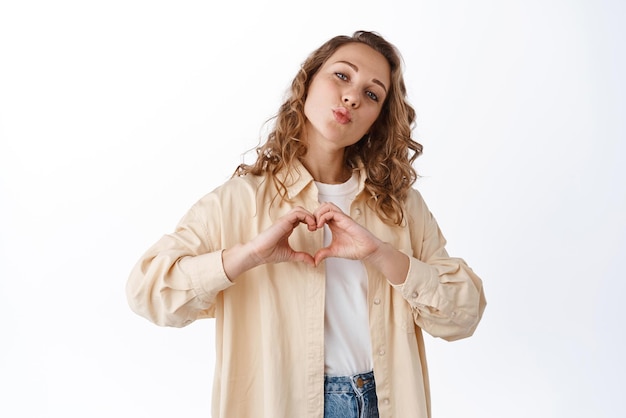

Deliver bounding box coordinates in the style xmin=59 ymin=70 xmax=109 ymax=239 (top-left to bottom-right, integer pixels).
xmin=324 ymin=43 xmax=391 ymax=85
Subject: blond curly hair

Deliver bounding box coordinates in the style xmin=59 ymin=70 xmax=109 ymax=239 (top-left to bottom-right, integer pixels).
xmin=236 ymin=30 xmax=422 ymax=226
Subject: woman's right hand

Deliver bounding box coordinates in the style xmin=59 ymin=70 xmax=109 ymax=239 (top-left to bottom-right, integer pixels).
xmin=222 ymin=206 xmax=318 ymax=280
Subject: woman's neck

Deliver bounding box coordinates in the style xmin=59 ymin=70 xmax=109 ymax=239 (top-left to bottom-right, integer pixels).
xmin=300 ymin=153 xmax=351 ymax=184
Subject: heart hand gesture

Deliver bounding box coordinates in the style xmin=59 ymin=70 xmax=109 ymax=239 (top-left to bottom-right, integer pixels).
xmin=222 ymin=203 xmax=408 ymax=284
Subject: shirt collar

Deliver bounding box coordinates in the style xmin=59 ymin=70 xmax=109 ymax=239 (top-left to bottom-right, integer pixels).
xmin=279 ymin=159 xmax=367 ymax=200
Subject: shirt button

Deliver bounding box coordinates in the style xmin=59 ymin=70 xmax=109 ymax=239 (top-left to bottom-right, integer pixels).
xmin=354 ymin=208 xmax=362 ymax=216
xmin=379 ymin=349 xmax=385 ymax=356
xmin=373 ymin=298 xmax=380 ymax=305
xmin=383 ymin=398 xmax=390 ymax=405
xmin=411 ymin=292 xmax=418 ymax=298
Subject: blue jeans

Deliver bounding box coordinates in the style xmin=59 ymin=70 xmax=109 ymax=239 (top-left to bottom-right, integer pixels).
xmin=324 ymin=371 xmax=379 ymax=418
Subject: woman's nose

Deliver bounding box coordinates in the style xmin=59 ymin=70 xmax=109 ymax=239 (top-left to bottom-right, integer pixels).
xmin=342 ymin=90 xmax=359 ymax=108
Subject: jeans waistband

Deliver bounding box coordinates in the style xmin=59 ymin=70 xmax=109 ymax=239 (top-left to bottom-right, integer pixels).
xmin=324 ymin=371 xmax=376 ymax=396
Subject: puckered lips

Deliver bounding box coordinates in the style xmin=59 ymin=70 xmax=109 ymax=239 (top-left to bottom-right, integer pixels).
xmin=332 ymin=107 xmax=352 ymax=124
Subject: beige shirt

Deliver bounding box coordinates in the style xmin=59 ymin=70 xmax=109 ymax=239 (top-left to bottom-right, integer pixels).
xmin=126 ymin=161 xmax=486 ymax=418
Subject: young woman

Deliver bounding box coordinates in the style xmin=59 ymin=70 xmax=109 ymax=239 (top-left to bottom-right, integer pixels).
xmin=127 ymin=30 xmax=486 ymax=418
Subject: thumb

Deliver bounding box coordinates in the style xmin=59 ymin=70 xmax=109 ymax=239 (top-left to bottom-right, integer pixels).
xmin=313 ymin=247 xmax=332 ymax=266
xmin=292 ymin=250 xmax=316 ymax=267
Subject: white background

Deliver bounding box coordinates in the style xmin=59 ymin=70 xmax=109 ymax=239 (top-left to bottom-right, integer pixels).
xmin=1 ymin=1 xmax=624 ymax=417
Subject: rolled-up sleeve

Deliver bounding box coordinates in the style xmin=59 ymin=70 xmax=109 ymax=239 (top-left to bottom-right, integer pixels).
xmin=126 ymin=197 xmax=234 ymax=328
xmin=393 ymin=191 xmax=486 ymax=341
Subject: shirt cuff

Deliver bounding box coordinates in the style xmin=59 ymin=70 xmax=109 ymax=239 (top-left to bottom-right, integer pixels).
xmin=179 ymin=251 xmax=234 ymax=303
xmin=391 ymin=256 xmax=439 ymax=304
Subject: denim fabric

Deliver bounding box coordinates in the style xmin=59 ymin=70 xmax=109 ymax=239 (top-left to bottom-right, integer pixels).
xmin=324 ymin=371 xmax=379 ymax=418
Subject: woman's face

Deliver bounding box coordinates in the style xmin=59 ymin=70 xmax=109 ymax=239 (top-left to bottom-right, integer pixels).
xmin=303 ymin=42 xmax=390 ymax=152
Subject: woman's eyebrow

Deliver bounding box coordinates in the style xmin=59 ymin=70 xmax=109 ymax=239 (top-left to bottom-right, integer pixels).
xmin=335 ymin=60 xmax=388 ymax=94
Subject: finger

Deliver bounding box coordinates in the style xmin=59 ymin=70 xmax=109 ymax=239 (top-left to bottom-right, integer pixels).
xmin=286 ymin=207 xmax=317 ymax=230
xmin=315 ymin=202 xmax=341 ymax=217
xmin=297 ymin=212 xmax=318 ymax=231
xmin=315 ymin=209 xmax=346 ymax=229
xmin=314 ymin=205 xmax=334 ymax=227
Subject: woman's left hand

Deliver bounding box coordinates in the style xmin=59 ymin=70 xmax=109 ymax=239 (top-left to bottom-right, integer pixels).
xmin=312 ymin=202 xmax=381 ymax=265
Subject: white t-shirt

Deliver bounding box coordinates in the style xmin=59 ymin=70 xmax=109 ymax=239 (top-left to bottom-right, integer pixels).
xmin=315 ymin=172 xmax=373 ymax=376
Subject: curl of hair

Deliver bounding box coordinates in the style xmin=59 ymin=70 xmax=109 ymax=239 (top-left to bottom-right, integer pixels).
xmin=235 ymin=30 xmax=422 ymax=226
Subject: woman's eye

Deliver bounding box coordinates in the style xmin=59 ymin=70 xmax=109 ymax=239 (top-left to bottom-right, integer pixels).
xmin=335 ymin=72 xmax=348 ymax=81
xmin=366 ymin=91 xmax=379 ymax=102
